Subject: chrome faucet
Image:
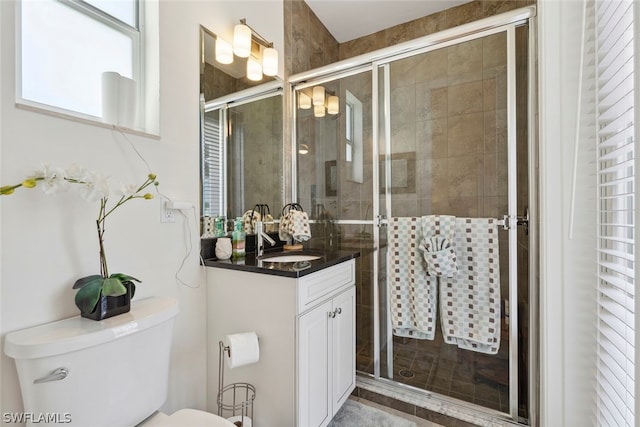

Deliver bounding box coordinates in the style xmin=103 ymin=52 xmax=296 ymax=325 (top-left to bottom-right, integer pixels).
xmin=255 ymin=220 xmax=276 ymax=257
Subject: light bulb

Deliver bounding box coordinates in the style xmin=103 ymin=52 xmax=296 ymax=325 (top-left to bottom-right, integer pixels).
xmin=314 ymin=105 xmax=326 ymax=118
xmin=298 ymin=144 xmax=309 ymax=155
xmin=262 ymin=47 xmax=278 ymax=76
xmin=215 ymin=38 xmax=233 ymax=65
xmin=247 ymin=57 xmax=263 ymax=81
xmin=233 ymin=23 xmax=252 ymax=58
xmin=312 ymin=86 xmax=325 ymax=106
xmin=298 ymin=92 xmax=312 ymax=109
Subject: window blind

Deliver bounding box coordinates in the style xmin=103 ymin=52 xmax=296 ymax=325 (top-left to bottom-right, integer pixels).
xmin=202 ymin=110 xmax=223 ymax=217
xmin=596 ymin=1 xmax=636 ymax=426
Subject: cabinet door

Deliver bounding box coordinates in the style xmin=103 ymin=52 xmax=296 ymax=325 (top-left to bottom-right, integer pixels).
xmin=297 ymin=299 xmax=332 ymax=427
xmin=332 ymin=287 xmax=356 ymax=411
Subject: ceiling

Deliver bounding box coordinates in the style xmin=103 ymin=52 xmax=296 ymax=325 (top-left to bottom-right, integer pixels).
xmin=305 ymin=0 xmax=472 ymax=43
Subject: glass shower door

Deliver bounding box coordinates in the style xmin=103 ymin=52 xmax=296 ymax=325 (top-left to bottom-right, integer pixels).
xmin=377 ymin=26 xmax=529 ymax=421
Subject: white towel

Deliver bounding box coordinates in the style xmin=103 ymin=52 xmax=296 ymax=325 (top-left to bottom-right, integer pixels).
xmin=278 ymin=210 xmax=311 ymax=242
xmin=419 ymin=216 xmax=458 ymax=278
xmin=387 ymin=216 xmax=455 ymax=340
xmin=439 ymin=218 xmax=501 ymax=354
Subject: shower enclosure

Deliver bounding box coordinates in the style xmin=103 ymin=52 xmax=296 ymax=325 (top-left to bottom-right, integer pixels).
xmin=291 ymin=7 xmax=536 ymax=425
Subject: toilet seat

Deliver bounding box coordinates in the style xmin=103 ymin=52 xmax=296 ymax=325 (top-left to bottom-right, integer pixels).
xmin=140 ymin=409 xmax=236 ymax=427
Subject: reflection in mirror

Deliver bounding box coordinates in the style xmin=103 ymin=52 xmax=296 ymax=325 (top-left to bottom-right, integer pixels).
xmin=294 ymin=72 xmax=371 ymax=225
xmin=200 ymin=25 xmax=276 ymax=102
xmin=201 ymin=91 xmax=284 ymax=229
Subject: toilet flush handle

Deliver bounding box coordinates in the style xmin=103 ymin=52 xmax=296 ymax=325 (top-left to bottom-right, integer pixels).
xmin=34 ymin=367 xmax=69 ymax=384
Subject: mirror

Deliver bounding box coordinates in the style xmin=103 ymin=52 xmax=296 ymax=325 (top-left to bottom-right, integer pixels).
xmin=199 ymin=25 xmax=284 ymax=234
xmin=200 ymin=25 xmax=276 ymax=101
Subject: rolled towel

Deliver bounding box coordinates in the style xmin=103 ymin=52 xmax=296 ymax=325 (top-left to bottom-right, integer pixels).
xmin=419 ymin=236 xmax=458 ymax=278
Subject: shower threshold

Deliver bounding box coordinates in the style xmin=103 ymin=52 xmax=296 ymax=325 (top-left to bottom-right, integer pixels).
xmin=355 ymin=375 xmax=527 ymax=427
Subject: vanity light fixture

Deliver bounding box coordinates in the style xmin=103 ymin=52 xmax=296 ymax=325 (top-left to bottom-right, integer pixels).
xmin=215 ymin=38 xmax=234 ymax=65
xmin=298 ymin=92 xmax=312 ymax=109
xmin=214 ymin=19 xmax=279 ymax=81
xmin=301 ymin=86 xmax=339 ymax=118
xmin=246 ymin=57 xmax=263 ymax=81
xmin=312 ymin=86 xmax=325 ymax=106
xmin=233 ymin=22 xmax=252 ymax=58
xmin=327 ymin=95 xmax=339 ymax=115
xmin=262 ymin=47 xmax=278 ymax=77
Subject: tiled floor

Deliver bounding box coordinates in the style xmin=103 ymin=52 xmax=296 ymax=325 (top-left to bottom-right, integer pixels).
xmin=349 ymin=396 xmax=445 ymax=427
xmin=356 ymin=327 xmax=510 ymax=414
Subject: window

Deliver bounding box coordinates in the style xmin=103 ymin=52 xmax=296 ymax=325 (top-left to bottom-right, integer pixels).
xmin=17 ymin=0 xmax=156 ymax=132
xmin=345 ymin=90 xmax=363 ymax=183
xmin=201 ymin=106 xmax=225 ymax=217
xmin=595 ymin=0 xmax=636 ymax=425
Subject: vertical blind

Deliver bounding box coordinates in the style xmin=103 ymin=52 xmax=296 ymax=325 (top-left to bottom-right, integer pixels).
xmin=596 ymin=0 xmax=636 ymax=425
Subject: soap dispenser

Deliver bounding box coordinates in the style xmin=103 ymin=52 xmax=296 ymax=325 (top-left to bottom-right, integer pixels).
xmin=232 ymin=217 xmax=246 ymax=258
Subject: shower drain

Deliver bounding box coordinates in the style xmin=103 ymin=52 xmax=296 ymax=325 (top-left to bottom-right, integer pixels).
xmin=398 ymin=369 xmax=415 ymax=378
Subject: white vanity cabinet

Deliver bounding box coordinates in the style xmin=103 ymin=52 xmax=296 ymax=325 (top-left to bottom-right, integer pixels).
xmin=297 ymin=266 xmax=355 ymax=427
xmin=206 ymin=257 xmax=356 ymax=427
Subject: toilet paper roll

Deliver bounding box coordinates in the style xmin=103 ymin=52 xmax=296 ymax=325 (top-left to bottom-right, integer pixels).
xmin=225 ymin=332 xmax=259 ymax=369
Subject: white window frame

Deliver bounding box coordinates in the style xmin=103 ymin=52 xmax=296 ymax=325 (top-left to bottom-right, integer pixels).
xmin=15 ymin=0 xmax=156 ymax=135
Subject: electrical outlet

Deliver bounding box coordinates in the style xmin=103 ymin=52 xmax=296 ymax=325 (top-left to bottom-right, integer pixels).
xmin=161 ymin=202 xmax=176 ymax=223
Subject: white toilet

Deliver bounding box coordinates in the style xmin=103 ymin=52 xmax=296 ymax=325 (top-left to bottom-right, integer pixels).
xmin=4 ymin=297 xmax=234 ymax=427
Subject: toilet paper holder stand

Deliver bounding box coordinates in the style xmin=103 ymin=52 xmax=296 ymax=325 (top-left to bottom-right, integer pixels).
xmin=217 ymin=341 xmax=256 ymax=427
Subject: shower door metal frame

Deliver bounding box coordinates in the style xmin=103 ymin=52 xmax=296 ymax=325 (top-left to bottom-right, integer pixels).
xmin=289 ymin=6 xmax=537 ymax=425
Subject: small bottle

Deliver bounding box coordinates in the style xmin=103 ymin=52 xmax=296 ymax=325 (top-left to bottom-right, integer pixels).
xmin=215 ymin=216 xmax=226 ymax=237
xmin=232 ymin=217 xmax=246 ymax=258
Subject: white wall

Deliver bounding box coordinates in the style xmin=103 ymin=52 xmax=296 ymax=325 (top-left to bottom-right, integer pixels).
xmin=538 ymin=1 xmax=598 ymax=425
xmin=0 ymin=0 xmax=283 ymax=424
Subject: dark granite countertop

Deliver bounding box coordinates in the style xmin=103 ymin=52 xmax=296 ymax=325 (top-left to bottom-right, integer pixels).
xmin=203 ymin=247 xmax=360 ymax=278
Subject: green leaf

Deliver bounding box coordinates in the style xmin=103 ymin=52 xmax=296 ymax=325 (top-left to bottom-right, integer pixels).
xmin=110 ymin=273 xmax=141 ymax=284
xmin=130 ymin=283 xmax=136 ymax=299
xmin=74 ymin=280 xmax=104 ymax=314
xmin=72 ymin=275 xmax=104 ymax=290
xmin=102 ymin=277 xmax=127 ymax=297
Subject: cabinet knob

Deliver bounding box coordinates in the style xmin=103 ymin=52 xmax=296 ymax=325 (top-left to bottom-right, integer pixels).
xmin=336 ymin=307 xmax=342 ymax=315
xmin=328 ymin=311 xmax=336 ymax=318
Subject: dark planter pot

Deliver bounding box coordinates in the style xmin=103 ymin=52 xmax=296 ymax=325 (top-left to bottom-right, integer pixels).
xmin=81 ymin=282 xmax=132 ymax=321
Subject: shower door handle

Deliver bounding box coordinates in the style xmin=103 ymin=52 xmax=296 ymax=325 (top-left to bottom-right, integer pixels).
xmin=34 ymin=367 xmax=69 ymax=384
xmin=502 ymin=208 xmax=529 ymax=235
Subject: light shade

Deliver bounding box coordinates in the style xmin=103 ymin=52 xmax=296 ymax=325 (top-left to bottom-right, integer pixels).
xmin=298 ymin=92 xmax=312 ymax=109
xmin=327 ymin=96 xmax=339 ymax=115
xmin=262 ymin=47 xmax=278 ymax=76
xmin=314 ymin=105 xmax=325 ymax=118
xmin=246 ymin=57 xmax=263 ymax=81
xmin=312 ymin=86 xmax=325 ymax=106
xmin=233 ymin=23 xmax=252 ymax=58
xmin=215 ymin=38 xmax=233 ymax=65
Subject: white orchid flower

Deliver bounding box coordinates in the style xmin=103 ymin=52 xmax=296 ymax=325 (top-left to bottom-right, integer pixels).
xmin=33 ymin=164 xmax=69 ymax=195
xmin=117 ymin=183 xmax=140 ymax=198
xmin=77 ymin=170 xmax=110 ymax=202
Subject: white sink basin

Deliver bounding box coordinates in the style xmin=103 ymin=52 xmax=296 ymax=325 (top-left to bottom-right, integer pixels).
xmin=261 ymin=254 xmax=321 ymax=262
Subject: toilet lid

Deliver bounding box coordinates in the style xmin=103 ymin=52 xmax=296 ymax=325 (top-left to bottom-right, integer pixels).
xmin=145 ymin=409 xmax=236 ymax=427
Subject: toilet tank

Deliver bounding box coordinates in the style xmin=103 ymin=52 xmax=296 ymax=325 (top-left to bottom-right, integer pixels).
xmin=4 ymin=297 xmax=179 ymax=427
